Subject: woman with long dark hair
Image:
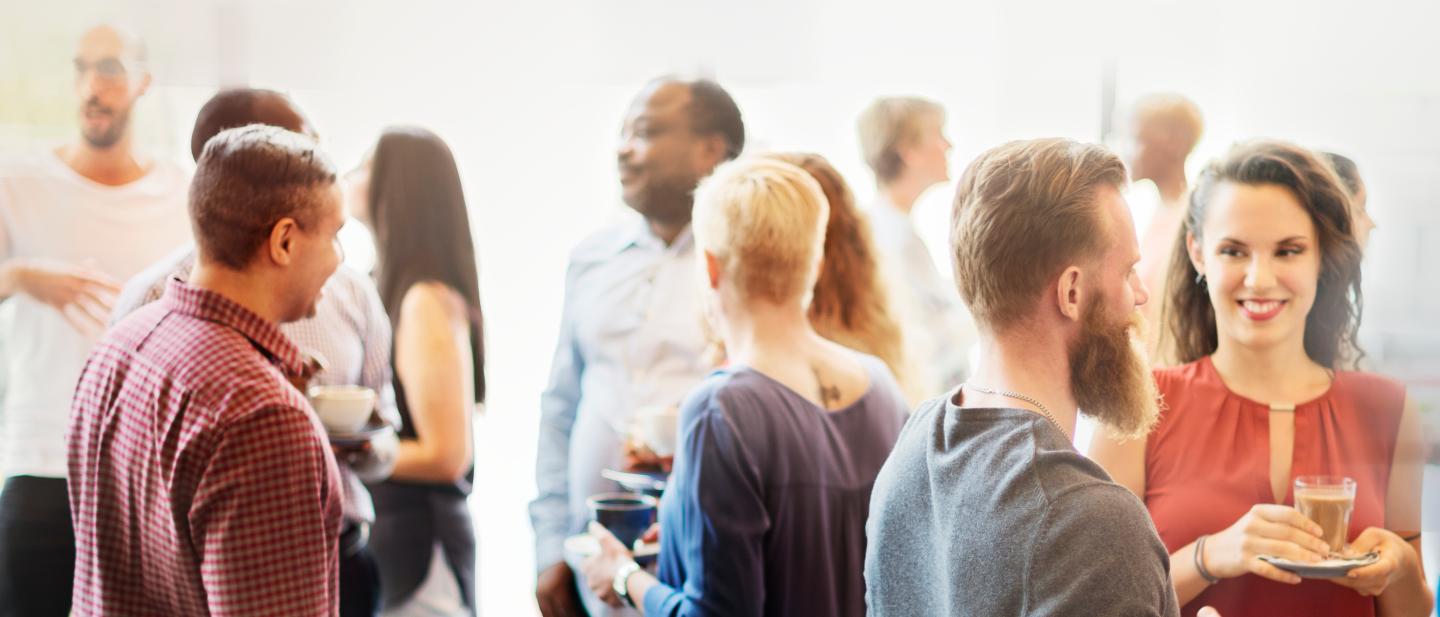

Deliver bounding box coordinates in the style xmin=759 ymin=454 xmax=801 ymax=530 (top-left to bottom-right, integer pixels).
xmin=347 ymin=126 xmax=486 ymax=616
xmin=1091 ymin=141 xmax=1429 ymax=617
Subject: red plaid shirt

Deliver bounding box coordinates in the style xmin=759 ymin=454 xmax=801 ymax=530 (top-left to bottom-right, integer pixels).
xmin=67 ymin=280 xmax=343 ymax=616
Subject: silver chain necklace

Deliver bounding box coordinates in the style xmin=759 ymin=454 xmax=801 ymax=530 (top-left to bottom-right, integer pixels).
xmin=963 ymin=384 xmax=1068 ymax=438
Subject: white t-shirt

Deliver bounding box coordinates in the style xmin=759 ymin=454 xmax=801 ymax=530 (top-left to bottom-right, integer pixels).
xmin=0 ymin=150 xmax=191 ymax=478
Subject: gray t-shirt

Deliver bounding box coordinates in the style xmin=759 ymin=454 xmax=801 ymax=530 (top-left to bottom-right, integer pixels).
xmin=864 ymin=393 xmax=1180 ymax=617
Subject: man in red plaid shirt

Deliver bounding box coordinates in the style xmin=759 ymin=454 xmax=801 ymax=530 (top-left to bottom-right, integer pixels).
xmin=67 ymin=124 xmax=347 ymax=615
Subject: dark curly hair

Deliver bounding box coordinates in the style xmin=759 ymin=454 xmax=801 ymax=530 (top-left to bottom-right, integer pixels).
xmin=1165 ymin=140 xmax=1363 ymax=368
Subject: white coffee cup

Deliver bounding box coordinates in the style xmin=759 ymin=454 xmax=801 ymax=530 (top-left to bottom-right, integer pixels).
xmin=630 ymin=405 xmax=679 ymax=458
xmin=308 ymin=385 xmax=376 ymax=433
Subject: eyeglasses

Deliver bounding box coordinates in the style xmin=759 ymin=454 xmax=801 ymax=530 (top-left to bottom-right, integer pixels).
xmin=74 ymin=57 xmax=137 ymax=82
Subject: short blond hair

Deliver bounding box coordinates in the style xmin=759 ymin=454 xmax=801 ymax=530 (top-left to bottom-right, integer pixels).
xmin=1130 ymin=92 xmax=1205 ymax=154
xmin=950 ymin=138 xmax=1126 ymax=332
xmin=693 ymin=157 xmax=830 ymax=303
xmin=857 ymin=97 xmax=945 ymax=183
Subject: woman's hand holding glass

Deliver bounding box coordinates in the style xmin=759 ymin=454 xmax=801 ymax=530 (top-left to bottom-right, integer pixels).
xmin=1203 ymin=504 xmax=1331 ymax=584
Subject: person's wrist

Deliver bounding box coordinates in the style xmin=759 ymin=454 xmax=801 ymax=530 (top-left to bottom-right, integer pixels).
xmin=613 ymin=559 xmax=642 ymax=607
xmin=1392 ymin=537 xmax=1420 ymax=583
xmin=1195 ymin=534 xmax=1222 ymax=583
xmin=0 ymin=260 xmax=26 ymax=297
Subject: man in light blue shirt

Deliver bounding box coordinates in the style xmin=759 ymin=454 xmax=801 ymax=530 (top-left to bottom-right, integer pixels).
xmin=531 ymin=77 xmax=744 ymax=617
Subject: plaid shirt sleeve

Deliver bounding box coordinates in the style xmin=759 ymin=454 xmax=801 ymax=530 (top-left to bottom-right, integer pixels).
xmin=190 ymin=404 xmax=341 ymax=616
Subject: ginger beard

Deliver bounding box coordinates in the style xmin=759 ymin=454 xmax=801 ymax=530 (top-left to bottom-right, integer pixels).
xmin=1069 ymin=293 xmax=1161 ymax=440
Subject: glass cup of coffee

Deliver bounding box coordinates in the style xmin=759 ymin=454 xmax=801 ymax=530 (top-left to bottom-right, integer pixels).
xmin=587 ymin=492 xmax=658 ymax=551
xmin=1294 ymin=476 xmax=1356 ymax=556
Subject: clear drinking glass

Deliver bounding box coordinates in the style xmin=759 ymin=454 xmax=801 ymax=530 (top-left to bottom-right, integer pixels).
xmin=1293 ymin=476 xmax=1357 ymax=555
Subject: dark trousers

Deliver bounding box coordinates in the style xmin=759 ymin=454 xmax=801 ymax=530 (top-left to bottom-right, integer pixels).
xmin=0 ymin=476 xmax=74 ymax=617
xmin=341 ymin=537 xmax=382 ymax=617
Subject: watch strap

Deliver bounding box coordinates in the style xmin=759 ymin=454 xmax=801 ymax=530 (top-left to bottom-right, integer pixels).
xmin=613 ymin=560 xmax=642 ymax=607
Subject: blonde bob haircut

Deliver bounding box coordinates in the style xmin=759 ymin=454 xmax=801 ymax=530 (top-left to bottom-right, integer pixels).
xmin=693 ymin=157 xmax=830 ymax=304
xmin=857 ymin=96 xmax=945 ymax=183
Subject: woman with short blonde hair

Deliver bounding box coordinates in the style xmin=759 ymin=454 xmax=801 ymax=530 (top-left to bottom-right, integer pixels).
xmin=582 ymin=157 xmax=908 ymax=617
xmin=764 ymin=152 xmax=914 ymax=398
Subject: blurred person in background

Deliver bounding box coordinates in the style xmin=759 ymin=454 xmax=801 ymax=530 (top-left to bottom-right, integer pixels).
xmin=857 ymin=96 xmax=975 ymax=397
xmin=1115 ymin=92 xmax=1204 ymax=365
xmin=1322 ymin=152 xmax=1377 ymax=251
xmin=0 ymin=23 xmax=191 ymax=616
xmin=1090 ymin=141 xmax=1431 ymax=617
xmin=348 ymin=126 xmax=486 ymax=617
xmin=530 ymin=77 xmax=744 ymax=617
xmin=580 ymin=157 xmax=907 ymax=617
xmin=111 ymin=87 xmax=400 ymax=617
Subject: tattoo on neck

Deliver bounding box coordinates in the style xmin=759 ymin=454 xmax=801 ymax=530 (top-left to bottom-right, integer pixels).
xmin=812 ymin=367 xmax=841 ymax=408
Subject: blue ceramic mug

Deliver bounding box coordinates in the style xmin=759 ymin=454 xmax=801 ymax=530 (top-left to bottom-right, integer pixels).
xmin=587 ymin=492 xmax=658 ymax=550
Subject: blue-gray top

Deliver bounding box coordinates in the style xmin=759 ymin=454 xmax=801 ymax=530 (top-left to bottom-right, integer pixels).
xmin=644 ymin=354 xmax=908 ymax=617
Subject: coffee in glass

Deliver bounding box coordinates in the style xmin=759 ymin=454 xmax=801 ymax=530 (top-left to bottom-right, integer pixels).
xmin=1293 ymin=476 xmax=1356 ymax=555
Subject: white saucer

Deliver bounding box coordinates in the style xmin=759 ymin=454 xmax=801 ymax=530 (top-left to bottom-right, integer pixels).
xmin=327 ymin=420 xmax=393 ymax=446
xmin=564 ymin=533 xmax=660 ymax=560
xmin=1259 ymin=552 xmax=1379 ymax=578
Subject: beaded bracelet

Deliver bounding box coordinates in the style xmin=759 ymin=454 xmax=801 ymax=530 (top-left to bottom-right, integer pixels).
xmin=1195 ymin=534 xmax=1221 ymax=585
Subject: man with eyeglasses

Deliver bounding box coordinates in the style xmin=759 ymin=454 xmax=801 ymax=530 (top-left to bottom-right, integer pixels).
xmin=0 ymin=24 xmax=191 ymax=616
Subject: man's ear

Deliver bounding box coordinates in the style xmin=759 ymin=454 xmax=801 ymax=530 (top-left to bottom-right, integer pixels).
xmin=695 ymin=134 xmax=729 ymax=172
xmin=895 ymin=140 xmax=921 ymax=170
xmin=132 ymin=69 xmax=152 ymax=98
xmin=1055 ymin=265 xmax=1084 ymax=322
xmin=267 ymin=217 xmax=300 ymax=267
xmin=704 ymin=250 xmax=723 ymax=290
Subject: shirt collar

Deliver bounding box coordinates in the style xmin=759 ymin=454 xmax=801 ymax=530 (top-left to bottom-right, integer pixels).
xmin=617 ymin=216 xmax=694 ymax=256
xmin=868 ymin=194 xmax=911 ymax=223
xmin=160 ymin=279 xmax=307 ymax=378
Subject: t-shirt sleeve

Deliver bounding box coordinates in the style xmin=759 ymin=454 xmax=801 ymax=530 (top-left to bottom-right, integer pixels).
xmin=1027 ymin=485 xmax=1179 ymax=617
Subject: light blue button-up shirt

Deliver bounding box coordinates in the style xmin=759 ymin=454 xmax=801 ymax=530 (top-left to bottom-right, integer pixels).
xmin=530 ymin=216 xmax=710 ymax=578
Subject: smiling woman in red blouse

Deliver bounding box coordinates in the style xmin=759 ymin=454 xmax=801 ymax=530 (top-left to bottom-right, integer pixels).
xmin=1091 ymin=141 xmax=1431 ymax=617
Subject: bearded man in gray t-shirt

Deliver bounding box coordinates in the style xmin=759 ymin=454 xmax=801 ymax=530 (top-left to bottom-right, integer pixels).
xmin=865 ymin=138 xmax=1221 ymax=617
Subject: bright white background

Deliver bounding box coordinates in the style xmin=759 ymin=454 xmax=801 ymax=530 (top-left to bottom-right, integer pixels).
xmin=4 ymin=1 xmax=1439 ymax=614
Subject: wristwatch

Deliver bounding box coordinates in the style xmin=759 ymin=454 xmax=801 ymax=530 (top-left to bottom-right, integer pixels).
xmin=613 ymin=560 xmax=643 ymax=608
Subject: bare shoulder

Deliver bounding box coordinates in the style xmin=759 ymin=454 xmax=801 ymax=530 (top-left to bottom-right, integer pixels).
xmin=399 ymin=281 xmax=467 ymax=328
xmin=814 ymin=339 xmax=877 ymax=401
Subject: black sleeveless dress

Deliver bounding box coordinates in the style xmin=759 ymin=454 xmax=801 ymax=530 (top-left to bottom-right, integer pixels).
xmin=366 ymin=369 xmax=476 ymax=613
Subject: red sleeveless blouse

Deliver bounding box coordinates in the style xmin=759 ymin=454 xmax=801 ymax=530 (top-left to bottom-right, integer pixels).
xmin=1146 ymin=356 xmax=1407 ymax=617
